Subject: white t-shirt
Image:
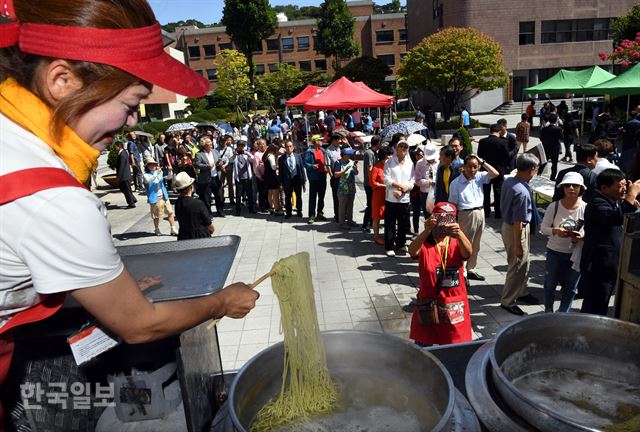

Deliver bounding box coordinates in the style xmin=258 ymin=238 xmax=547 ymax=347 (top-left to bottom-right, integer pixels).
xmin=383 ymin=155 xmax=415 ymax=203
xmin=592 ymin=158 xmax=620 ymax=175
xmin=0 ymin=114 xmax=123 ymax=329
xmin=540 ymin=199 xmax=586 ymax=254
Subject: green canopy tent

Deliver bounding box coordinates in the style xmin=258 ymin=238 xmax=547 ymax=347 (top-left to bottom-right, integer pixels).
xmin=584 ymin=63 xmax=640 ymax=120
xmin=523 ymin=66 xmax=616 ymax=137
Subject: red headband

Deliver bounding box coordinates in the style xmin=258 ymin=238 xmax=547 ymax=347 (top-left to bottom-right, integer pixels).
xmin=0 ymin=7 xmax=209 ymax=97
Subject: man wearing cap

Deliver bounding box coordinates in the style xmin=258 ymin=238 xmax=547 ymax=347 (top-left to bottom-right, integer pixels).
xmin=279 ymin=140 xmax=307 ymax=219
xmin=538 ymin=113 xmax=563 ymax=181
xmin=114 ymin=140 xmax=137 ymax=208
xmin=174 ymin=172 xmax=215 ymax=240
xmin=143 ymin=156 xmax=178 ymax=236
xmin=303 ymin=135 xmax=330 ymax=224
xmin=383 ymin=140 xmax=415 ymax=257
xmin=448 ymin=155 xmax=499 ymax=282
xmin=362 ymin=136 xmax=382 ymax=232
xmin=327 ymin=132 xmax=343 ymax=222
xmin=499 ymin=154 xmax=541 ymax=315
xmin=231 ymin=137 xmax=255 ymax=216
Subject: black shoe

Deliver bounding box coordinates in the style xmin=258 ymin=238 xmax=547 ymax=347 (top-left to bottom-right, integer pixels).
xmin=401 ymin=300 xmax=417 ymax=313
xmin=517 ymin=294 xmax=540 ymax=305
xmin=297 ymin=211 xmax=303 ymax=217
xmin=216 ymin=212 xmax=226 ymax=218
xmin=467 ymin=271 xmax=485 ymax=281
xmin=127 ymin=204 xmax=136 ymax=208
xmin=501 ymin=304 xmax=526 ymax=316
xmin=284 ymin=214 xmax=292 ymax=219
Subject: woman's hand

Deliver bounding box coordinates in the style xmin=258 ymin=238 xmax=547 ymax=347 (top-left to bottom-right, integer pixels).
xmin=552 ymin=227 xmax=569 ymax=237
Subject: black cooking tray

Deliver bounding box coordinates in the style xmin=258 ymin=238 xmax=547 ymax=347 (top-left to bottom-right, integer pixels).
xmin=118 ymin=235 xmax=240 ymax=303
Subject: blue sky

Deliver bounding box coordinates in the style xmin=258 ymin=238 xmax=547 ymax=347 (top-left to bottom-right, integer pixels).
xmin=148 ymin=0 xmax=406 ymax=25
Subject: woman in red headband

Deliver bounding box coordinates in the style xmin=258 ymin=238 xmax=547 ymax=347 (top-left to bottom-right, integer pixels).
xmin=0 ymin=0 xmax=258 ymax=424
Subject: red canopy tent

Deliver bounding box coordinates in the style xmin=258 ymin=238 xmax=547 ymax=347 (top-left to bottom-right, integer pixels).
xmin=303 ymin=77 xmax=394 ymax=111
xmin=354 ymin=81 xmax=395 ymax=102
xmin=285 ymin=84 xmax=325 ymax=106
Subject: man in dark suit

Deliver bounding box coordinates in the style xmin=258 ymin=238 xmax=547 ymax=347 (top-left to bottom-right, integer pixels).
xmin=114 ymin=141 xmax=136 ymax=208
xmin=553 ymin=144 xmax=598 ymax=203
xmin=279 ymin=140 xmax=307 ymax=218
xmin=478 ymin=124 xmax=510 ymax=218
xmin=580 ymin=169 xmax=639 ymax=315
xmin=539 ymin=113 xmax=563 ymax=181
xmin=497 ymin=118 xmax=520 ymax=172
xmin=193 ymin=137 xmax=225 ymax=218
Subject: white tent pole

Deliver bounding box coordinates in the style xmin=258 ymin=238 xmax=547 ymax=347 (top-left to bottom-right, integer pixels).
xmin=581 ymin=94 xmax=586 ymax=145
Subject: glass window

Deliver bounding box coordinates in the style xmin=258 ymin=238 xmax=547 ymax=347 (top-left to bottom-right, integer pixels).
xmin=314 ymin=35 xmax=323 ymax=50
xmin=298 ymin=36 xmax=310 ymax=50
xmin=519 ymin=21 xmax=535 ymax=45
xmin=299 ymin=60 xmax=312 ymax=72
xmin=282 ymin=37 xmax=294 ymax=51
xmin=542 ymin=18 xmax=611 ymax=44
xmin=206 ymin=68 xmax=217 ymax=81
xmin=255 ymin=64 xmax=265 ymax=75
xmin=203 ymin=44 xmax=216 ymax=58
xmin=315 ymin=59 xmax=327 ymax=71
xmin=219 ymin=42 xmax=233 ymax=51
xmin=266 ymin=38 xmax=279 ymax=51
xmin=268 ymin=63 xmax=279 ymax=72
xmin=378 ymin=54 xmax=395 ymax=67
xmin=188 ymin=46 xmax=201 ymax=59
xmin=376 ymin=30 xmax=394 ymax=44
xmin=398 ymin=29 xmax=408 ymax=42
xmin=253 ymin=41 xmax=263 ymax=53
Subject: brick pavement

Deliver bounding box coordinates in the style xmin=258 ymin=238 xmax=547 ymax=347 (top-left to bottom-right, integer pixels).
xmin=102 ymin=134 xmax=589 ymax=371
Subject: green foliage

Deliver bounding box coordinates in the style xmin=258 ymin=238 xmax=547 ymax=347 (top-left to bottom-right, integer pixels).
xmin=272 ymin=5 xmax=321 ymax=20
xmin=214 ymin=49 xmax=252 ymax=114
xmin=255 ymin=63 xmax=307 ymax=107
xmin=373 ymin=0 xmax=405 ymax=14
xmin=398 ymin=27 xmax=508 ymax=121
xmin=456 ymin=126 xmax=473 ymax=156
xmin=222 ymin=0 xmax=277 ymax=82
xmin=107 ymin=143 xmax=118 ymax=170
xmin=184 ymin=97 xmax=209 ymax=114
xmin=611 ymin=4 xmax=640 ymax=47
xmin=316 ymin=0 xmax=359 ymax=70
xmin=335 ymin=56 xmax=392 ymax=93
xmin=161 ymin=19 xmax=216 ymax=32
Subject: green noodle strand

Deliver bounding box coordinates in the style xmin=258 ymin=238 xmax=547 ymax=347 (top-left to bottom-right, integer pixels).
xmin=250 ymin=253 xmax=338 ymax=432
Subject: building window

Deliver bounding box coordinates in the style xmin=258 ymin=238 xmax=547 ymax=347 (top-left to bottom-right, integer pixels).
xmin=298 ymin=36 xmax=310 ymax=50
xmin=200 ymin=70 xmax=206 ymax=78
xmin=398 ymin=29 xmax=408 ymax=43
xmin=203 ymin=44 xmax=216 ymax=58
xmin=315 ymin=59 xmax=327 ymax=71
xmin=255 ymin=64 xmax=265 ymax=75
xmin=206 ymin=68 xmax=217 ymax=82
xmin=377 ymin=54 xmax=395 ymax=67
xmin=433 ymin=0 xmax=443 ymax=18
xmin=400 ymin=52 xmax=408 ymax=61
xmin=299 ymin=60 xmax=312 ymax=72
xmin=541 ymin=18 xmax=611 ymax=44
xmin=266 ymin=38 xmax=279 ymax=51
xmin=253 ymin=41 xmax=263 ymax=53
xmin=268 ymin=63 xmax=279 ymax=73
xmin=282 ymin=37 xmax=294 ymax=51
xmin=519 ymin=21 xmax=535 ymax=45
xmin=376 ymin=30 xmax=394 ymax=44
xmin=219 ymin=42 xmax=233 ymax=51
xmin=188 ymin=46 xmax=200 ymax=59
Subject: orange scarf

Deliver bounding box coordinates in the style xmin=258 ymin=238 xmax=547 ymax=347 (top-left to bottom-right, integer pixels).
xmin=0 ymin=78 xmax=99 ymax=184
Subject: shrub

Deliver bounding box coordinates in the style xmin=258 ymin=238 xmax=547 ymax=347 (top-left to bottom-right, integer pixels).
xmin=456 ymin=126 xmax=473 ymax=156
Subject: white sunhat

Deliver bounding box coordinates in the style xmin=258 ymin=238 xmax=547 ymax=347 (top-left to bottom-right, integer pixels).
xmin=423 ymin=142 xmax=438 ymax=161
xmin=174 ymin=171 xmax=195 ymax=190
xmin=407 ymin=133 xmax=427 ymax=147
xmin=557 ymin=171 xmax=586 ymax=190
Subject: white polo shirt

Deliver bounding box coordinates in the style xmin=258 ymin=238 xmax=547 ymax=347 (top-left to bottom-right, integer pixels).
xmin=448 ymin=172 xmax=491 ymax=210
xmin=383 ymin=154 xmax=415 ymax=203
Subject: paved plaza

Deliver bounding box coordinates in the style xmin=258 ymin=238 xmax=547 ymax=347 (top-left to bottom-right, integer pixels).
xmin=103 ymin=125 xmax=589 ymax=371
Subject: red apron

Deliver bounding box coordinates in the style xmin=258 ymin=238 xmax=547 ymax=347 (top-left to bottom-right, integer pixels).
xmin=409 ymin=237 xmax=473 ymax=345
xmin=0 ymin=167 xmax=85 ymax=428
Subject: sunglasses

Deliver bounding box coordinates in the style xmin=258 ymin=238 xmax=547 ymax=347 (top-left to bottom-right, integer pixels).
xmin=563 ymin=184 xmax=581 ymax=189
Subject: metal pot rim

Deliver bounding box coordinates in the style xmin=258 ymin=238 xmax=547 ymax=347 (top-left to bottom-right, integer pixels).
xmin=489 ymin=313 xmax=640 ymax=432
xmin=228 ymin=330 xmax=456 ymax=432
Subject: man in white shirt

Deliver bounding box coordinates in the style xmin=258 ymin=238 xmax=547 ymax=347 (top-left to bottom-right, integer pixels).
xmin=383 ymin=140 xmax=415 ymax=257
xmin=592 ymin=138 xmax=620 ymax=175
xmin=449 ymin=155 xmax=499 ymax=280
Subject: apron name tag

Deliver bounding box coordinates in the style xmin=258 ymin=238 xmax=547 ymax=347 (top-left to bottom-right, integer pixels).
xmin=68 ymin=324 xmax=120 ymax=366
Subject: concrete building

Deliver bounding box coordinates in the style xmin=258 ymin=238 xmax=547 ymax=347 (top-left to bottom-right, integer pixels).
xmin=406 ymin=0 xmax=636 ymax=113
xmin=173 ymin=0 xmax=407 ymax=92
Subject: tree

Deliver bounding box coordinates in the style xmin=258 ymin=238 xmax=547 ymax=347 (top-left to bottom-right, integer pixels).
xmin=611 ymin=4 xmax=640 ymax=47
xmin=222 ymin=0 xmax=277 ymax=83
xmin=373 ymin=0 xmax=405 ymax=14
xmin=335 ymin=56 xmax=392 ymax=93
xmin=161 ymin=19 xmax=215 ymax=33
xmin=184 ymin=97 xmax=209 ymax=114
xmin=213 ymin=50 xmax=252 ymax=116
xmin=272 ymin=5 xmax=321 ymax=20
xmin=255 ymin=63 xmax=306 ymax=109
xmin=398 ymin=27 xmax=508 ymax=121
xmin=316 ymin=0 xmax=359 ymax=71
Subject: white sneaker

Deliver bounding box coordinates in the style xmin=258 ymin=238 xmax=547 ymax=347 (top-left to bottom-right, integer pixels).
xmin=155 ymin=228 xmax=162 ymax=236
xmin=170 ymin=226 xmax=178 ymax=236
xmin=386 ymin=250 xmax=396 ymax=257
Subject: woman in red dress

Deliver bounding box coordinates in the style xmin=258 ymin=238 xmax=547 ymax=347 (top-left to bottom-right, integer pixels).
xmin=369 ymin=146 xmax=393 ymax=245
xmin=408 ymin=202 xmax=473 ymax=346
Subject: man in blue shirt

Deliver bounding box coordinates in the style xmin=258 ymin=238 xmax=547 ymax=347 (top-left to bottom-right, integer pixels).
xmin=499 ymin=153 xmax=540 ymax=315
xmin=461 ymin=106 xmax=470 ymax=131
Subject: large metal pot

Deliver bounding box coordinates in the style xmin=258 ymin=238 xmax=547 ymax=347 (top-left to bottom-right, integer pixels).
xmin=490 ymin=313 xmax=640 ymax=432
xmin=228 ymin=330 xmax=456 ymax=432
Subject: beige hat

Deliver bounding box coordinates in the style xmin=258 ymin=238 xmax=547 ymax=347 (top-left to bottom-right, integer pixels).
xmin=174 ymin=171 xmax=195 ymax=190
xmin=144 ymin=156 xmax=158 ymax=166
